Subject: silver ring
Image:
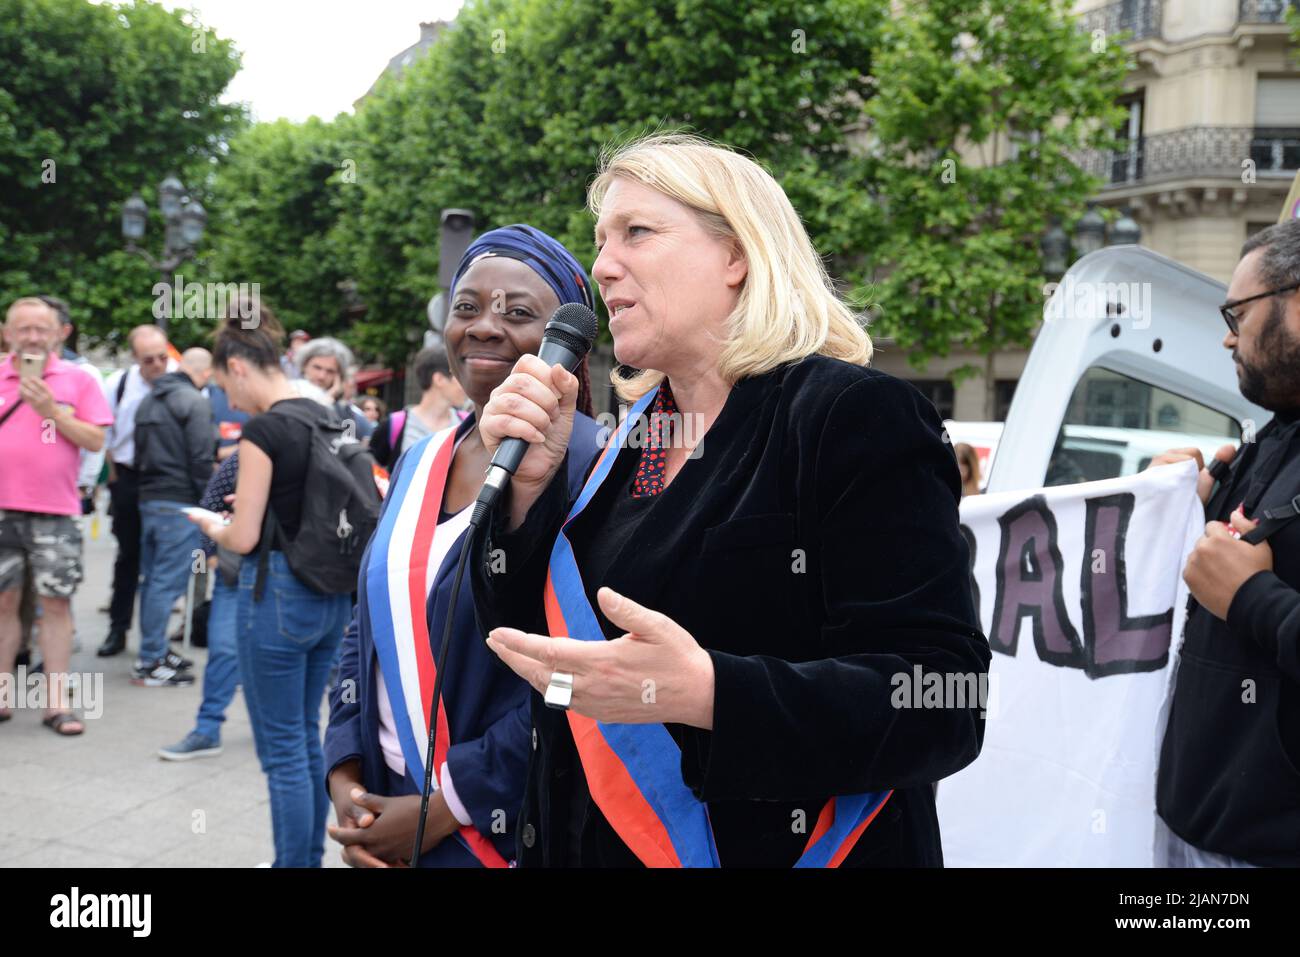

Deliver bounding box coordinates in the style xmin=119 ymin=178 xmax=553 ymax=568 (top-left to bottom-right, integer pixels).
xmin=544 ymin=671 xmax=574 ymax=710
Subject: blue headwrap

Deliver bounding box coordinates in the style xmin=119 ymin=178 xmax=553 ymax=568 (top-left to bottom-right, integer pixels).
xmin=450 ymin=224 xmax=593 ymax=310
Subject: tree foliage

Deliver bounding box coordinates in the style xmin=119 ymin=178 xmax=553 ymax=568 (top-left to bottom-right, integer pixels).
xmin=0 ymin=0 xmax=246 ymax=347
xmin=337 ymin=0 xmax=884 ymax=365
xmin=202 ymin=114 xmax=357 ymax=340
xmin=858 ymin=0 xmax=1130 ymax=395
xmin=3 ymin=0 xmax=1133 ymax=383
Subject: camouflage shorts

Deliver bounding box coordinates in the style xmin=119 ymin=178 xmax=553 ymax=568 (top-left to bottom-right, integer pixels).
xmin=0 ymin=510 xmax=83 ymax=599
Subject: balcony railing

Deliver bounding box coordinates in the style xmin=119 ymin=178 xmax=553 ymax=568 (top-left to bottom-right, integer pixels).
xmin=1077 ymin=126 xmax=1300 ymax=188
xmin=1077 ymin=0 xmax=1164 ymax=42
xmin=1239 ymin=0 xmax=1297 ymax=24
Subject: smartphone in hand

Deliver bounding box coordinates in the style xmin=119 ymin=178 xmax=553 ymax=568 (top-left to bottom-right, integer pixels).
xmin=19 ymin=353 xmax=47 ymax=381
xmin=182 ymin=507 xmax=229 ymax=526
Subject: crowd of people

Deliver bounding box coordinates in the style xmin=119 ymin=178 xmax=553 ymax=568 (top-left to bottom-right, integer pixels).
xmin=1 ymin=132 xmax=1297 ymax=869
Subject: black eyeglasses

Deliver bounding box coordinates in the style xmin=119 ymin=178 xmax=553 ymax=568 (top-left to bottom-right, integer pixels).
xmin=1220 ymin=281 xmax=1300 ymax=335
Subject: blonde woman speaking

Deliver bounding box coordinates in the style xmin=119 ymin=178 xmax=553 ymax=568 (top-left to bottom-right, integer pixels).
xmin=472 ymin=134 xmax=990 ymax=868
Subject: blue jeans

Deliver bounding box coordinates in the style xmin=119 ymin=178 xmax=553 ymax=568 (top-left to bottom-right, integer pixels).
xmin=237 ymin=551 xmax=349 ymax=868
xmin=138 ymin=501 xmax=201 ymax=664
xmin=193 ymin=578 xmax=240 ymax=742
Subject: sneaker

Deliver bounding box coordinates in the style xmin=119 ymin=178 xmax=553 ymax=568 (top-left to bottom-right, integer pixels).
xmin=131 ymin=661 xmax=195 ymax=687
xmin=163 ymin=650 xmax=194 ymax=671
xmin=159 ymin=731 xmax=222 ymax=761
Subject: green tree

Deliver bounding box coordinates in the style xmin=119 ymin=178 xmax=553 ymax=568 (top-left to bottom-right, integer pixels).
xmin=339 ymin=0 xmax=885 ymax=366
xmin=0 ymin=0 xmax=245 ymax=347
xmin=858 ymin=0 xmax=1130 ymax=415
xmin=202 ymin=114 xmax=358 ymax=341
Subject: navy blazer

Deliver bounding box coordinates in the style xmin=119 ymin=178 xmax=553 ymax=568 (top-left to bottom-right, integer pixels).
xmin=324 ymin=411 xmax=606 ymax=866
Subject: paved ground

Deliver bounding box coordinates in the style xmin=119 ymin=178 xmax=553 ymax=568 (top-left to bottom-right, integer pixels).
xmin=1 ymin=506 xmax=346 ymax=868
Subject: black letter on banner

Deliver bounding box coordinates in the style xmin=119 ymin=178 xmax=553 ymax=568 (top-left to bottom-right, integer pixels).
xmin=988 ymin=495 xmax=1084 ymax=667
xmin=959 ymin=524 xmax=980 ymax=618
xmin=1080 ymin=493 xmax=1172 ymax=677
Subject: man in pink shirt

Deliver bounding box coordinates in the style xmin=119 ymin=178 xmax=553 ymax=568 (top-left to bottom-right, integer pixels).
xmin=0 ymin=297 xmax=114 ymax=735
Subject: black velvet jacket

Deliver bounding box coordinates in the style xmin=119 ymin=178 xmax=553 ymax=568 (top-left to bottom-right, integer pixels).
xmin=471 ymin=355 xmax=990 ymax=867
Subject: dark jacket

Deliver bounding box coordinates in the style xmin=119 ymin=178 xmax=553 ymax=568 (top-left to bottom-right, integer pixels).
xmin=1157 ymin=413 xmax=1300 ymax=866
xmin=471 ymin=356 xmax=990 ymax=867
xmin=134 ymin=371 xmax=214 ymax=505
xmin=369 ymin=411 xmax=404 ymax=471
xmin=323 ymin=412 xmax=606 ymax=866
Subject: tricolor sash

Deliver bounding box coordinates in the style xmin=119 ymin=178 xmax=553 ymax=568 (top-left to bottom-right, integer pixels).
xmin=364 ymin=424 xmax=508 ymax=868
xmin=543 ymin=387 xmax=893 ymax=867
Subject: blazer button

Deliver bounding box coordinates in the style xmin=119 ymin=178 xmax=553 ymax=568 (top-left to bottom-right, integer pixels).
xmin=521 ymin=824 xmax=536 ymax=848
xmin=531 ymin=727 xmax=538 ymax=751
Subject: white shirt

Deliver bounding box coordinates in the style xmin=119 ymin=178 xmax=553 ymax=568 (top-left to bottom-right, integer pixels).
xmin=63 ymin=354 xmax=106 ymax=490
xmin=400 ymin=406 xmax=462 ymax=454
xmin=373 ymin=428 xmax=474 ymax=826
xmin=103 ymin=361 xmax=177 ymax=468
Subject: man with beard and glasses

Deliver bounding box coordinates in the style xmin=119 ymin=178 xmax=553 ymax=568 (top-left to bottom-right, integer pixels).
xmin=1147 ymin=218 xmax=1300 ymax=867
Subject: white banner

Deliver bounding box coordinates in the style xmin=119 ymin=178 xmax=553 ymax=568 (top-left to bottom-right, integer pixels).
xmin=937 ymin=460 xmax=1203 ymax=866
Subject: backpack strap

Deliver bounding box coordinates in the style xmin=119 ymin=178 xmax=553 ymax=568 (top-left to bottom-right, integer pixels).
xmin=115 ymin=368 xmax=129 ymax=407
xmin=0 ymin=397 xmax=24 ymax=432
xmin=390 ymin=409 xmax=406 ymax=450
xmin=1239 ymin=428 xmax=1300 ymax=544
xmin=1244 ymin=495 xmax=1300 ymax=544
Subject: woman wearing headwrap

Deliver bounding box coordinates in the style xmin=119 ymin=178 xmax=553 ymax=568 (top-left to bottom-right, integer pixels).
xmin=323 ymin=225 xmax=606 ymax=867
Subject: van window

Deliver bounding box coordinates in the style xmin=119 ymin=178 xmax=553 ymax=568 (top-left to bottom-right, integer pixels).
xmin=1045 ymin=367 xmax=1239 ymax=486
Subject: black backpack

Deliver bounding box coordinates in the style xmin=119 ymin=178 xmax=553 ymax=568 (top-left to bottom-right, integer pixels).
xmin=254 ymin=401 xmax=381 ymax=600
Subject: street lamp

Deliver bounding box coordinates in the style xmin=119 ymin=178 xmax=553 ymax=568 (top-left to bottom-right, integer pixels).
xmin=1109 ymin=206 xmax=1142 ymax=246
xmin=1073 ymin=202 xmax=1107 ymax=259
xmin=121 ymin=174 xmax=207 ymax=336
xmin=1041 ymin=218 xmax=1069 ymax=281
xmin=121 ymin=195 xmax=147 ymax=242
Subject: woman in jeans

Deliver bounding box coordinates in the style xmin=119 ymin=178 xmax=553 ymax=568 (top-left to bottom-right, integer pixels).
xmin=192 ymin=300 xmax=352 ymax=867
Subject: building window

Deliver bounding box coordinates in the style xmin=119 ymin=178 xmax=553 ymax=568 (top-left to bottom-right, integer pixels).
xmin=994 ymin=379 xmax=1018 ymax=422
xmin=912 ymin=380 xmax=955 ymax=420
xmin=1111 ymin=92 xmax=1145 ymax=185
xmin=1253 ymin=77 xmax=1300 ymax=174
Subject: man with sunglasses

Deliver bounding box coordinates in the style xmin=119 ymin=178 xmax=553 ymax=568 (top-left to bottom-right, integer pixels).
xmin=1149 ymin=218 xmax=1300 ymax=867
xmin=97 ymin=325 xmax=178 ymax=659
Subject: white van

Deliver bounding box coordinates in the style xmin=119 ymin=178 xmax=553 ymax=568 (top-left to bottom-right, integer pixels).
xmin=964 ymin=246 xmax=1265 ymax=494
xmin=946 ymin=420 xmax=1239 ymax=491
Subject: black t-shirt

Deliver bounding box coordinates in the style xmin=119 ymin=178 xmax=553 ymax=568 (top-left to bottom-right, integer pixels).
xmin=241 ymin=399 xmax=336 ymax=551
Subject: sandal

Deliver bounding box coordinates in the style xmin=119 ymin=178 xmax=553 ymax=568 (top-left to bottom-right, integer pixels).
xmin=42 ymin=712 xmax=84 ymax=736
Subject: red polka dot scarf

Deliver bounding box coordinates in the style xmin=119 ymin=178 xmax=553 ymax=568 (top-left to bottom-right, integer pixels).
xmin=632 ymin=378 xmax=678 ymax=497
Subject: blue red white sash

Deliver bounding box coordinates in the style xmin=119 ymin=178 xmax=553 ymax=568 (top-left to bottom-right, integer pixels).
xmin=364 ymin=424 xmax=508 ymax=868
xmin=542 ymin=387 xmax=893 ymax=867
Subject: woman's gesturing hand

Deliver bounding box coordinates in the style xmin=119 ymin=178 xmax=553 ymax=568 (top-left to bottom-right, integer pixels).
xmin=478 ymin=355 xmax=578 ymax=526
xmin=486 ymin=586 xmax=716 ymax=729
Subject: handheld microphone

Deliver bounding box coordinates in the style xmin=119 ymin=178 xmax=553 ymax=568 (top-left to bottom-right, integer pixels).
xmin=471 ymin=302 xmax=598 ymax=523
